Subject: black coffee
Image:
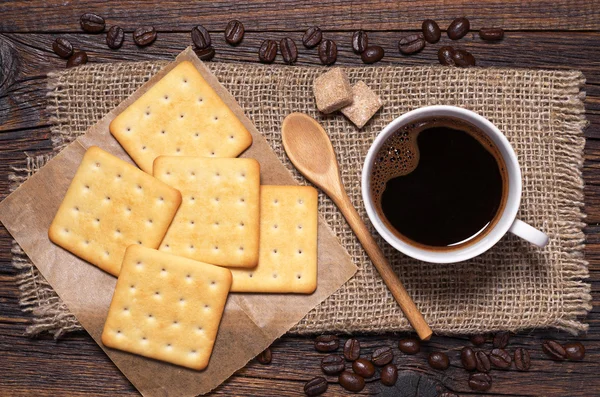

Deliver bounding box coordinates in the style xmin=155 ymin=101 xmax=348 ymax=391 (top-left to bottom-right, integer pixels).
xmin=370 ymin=116 xmax=507 ymax=249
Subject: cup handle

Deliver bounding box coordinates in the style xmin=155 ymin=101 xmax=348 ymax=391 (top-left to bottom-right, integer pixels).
xmin=508 ymin=219 xmax=549 ymax=247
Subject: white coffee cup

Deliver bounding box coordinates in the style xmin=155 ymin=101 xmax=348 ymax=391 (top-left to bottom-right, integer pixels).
xmin=362 ymin=105 xmax=549 ymax=264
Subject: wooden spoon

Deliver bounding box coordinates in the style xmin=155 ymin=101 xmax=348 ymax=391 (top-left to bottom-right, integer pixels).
xmin=281 ymin=112 xmax=432 ymax=341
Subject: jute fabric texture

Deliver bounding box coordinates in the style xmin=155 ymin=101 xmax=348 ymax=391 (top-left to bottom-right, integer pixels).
xmin=11 ymin=61 xmax=591 ymax=337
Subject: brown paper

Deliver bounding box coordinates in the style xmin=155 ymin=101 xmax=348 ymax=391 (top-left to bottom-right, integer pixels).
xmin=0 ymin=47 xmax=357 ymax=396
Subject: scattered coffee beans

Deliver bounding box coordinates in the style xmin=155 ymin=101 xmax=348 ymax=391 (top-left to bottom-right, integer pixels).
xmin=315 ymin=335 xmax=339 ymax=352
xmin=564 ymin=342 xmax=585 ymax=361
xmin=191 ymin=25 xmax=211 ymax=49
xmin=257 ymin=348 xmax=272 ymax=364
xmin=422 ymin=19 xmax=441 ymax=43
xmin=437 ymin=46 xmax=455 ymax=66
xmin=475 ymin=350 xmax=491 ymax=373
xmin=318 ymin=39 xmax=337 ymax=65
xmin=461 ymin=347 xmax=477 ymax=371
xmin=303 ymin=26 xmax=323 ymax=48
xmin=493 ymin=332 xmax=510 ymax=348
xmin=133 ymin=26 xmax=157 ymax=46
xmin=398 ymin=34 xmax=426 ymax=55
xmin=194 ymin=47 xmax=215 ymax=61
xmin=352 ymin=358 xmax=375 ymax=378
xmin=371 ymin=347 xmax=393 ymax=366
xmin=52 ymin=38 xmax=73 ymax=59
xmin=398 ymin=338 xmax=420 ymax=354
xmin=542 ymin=340 xmax=567 ymax=361
xmin=428 ymin=352 xmax=450 ymax=370
xmin=469 ymin=334 xmax=487 ymax=346
xmin=320 ymin=354 xmax=345 ymax=375
xmin=469 ymin=372 xmax=492 ymax=392
xmin=304 ymin=376 xmax=328 ymax=396
xmin=106 ymin=26 xmax=124 ymax=49
xmin=479 ymin=28 xmax=504 ymax=41
xmin=453 ymin=49 xmax=476 ymax=67
xmin=489 ymin=348 xmax=512 ymax=369
xmin=352 ymin=30 xmax=368 ymax=54
xmin=339 ymin=371 xmax=365 ymax=392
xmin=258 ymin=39 xmax=278 ymax=63
xmin=80 ymin=13 xmax=105 ymax=33
xmin=380 ymin=364 xmax=398 ymax=386
xmin=361 ymin=46 xmax=384 ymax=64
xmin=343 ymin=338 xmax=361 ymax=361
xmin=66 ymin=51 xmax=88 ymax=68
xmin=225 ymin=20 xmax=245 ymax=45
xmin=514 ymin=348 xmax=531 ymax=371
xmin=447 ymin=17 xmax=470 ymax=40
xmin=280 ymin=37 xmax=298 ymax=64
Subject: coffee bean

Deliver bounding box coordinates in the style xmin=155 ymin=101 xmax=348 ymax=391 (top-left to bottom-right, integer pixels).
xmin=361 ymin=45 xmax=384 ymax=64
xmin=133 ymin=26 xmax=157 ymax=46
xmin=280 ymin=37 xmax=298 ymax=65
xmin=493 ymin=332 xmax=510 ymax=348
xmin=258 ymin=39 xmax=277 ymax=63
xmin=352 ymin=358 xmax=375 ymax=378
xmin=194 ymin=47 xmax=216 ymax=61
xmin=191 ymin=25 xmax=211 ymax=50
xmin=66 ymin=51 xmax=88 ymax=68
xmin=438 ymin=393 xmax=459 ymax=397
xmin=352 ymin=30 xmax=368 ymax=54
xmin=338 ymin=371 xmax=365 ymax=392
xmin=469 ymin=334 xmax=487 ymax=346
xmin=225 ymin=20 xmax=245 ymax=45
xmin=542 ymin=340 xmax=567 ymax=361
xmin=314 ymin=335 xmax=339 ymax=352
xmin=257 ymin=348 xmax=272 ymax=364
xmin=398 ymin=338 xmax=420 ymax=354
xmin=52 ymin=38 xmax=73 ymax=58
xmin=564 ymin=342 xmax=585 ymax=361
xmin=453 ymin=49 xmax=476 ymax=67
xmin=428 ymin=352 xmax=449 ymax=370
xmin=479 ymin=28 xmax=504 ymax=41
xmin=422 ymin=19 xmax=441 ymax=43
xmin=437 ymin=46 xmax=455 ymax=66
xmin=398 ymin=34 xmax=425 ymax=55
xmin=469 ymin=372 xmax=492 ymax=392
xmin=371 ymin=347 xmax=393 ymax=366
xmin=321 ymin=354 xmax=345 ymax=375
xmin=475 ymin=350 xmax=491 ymax=373
xmin=380 ymin=364 xmax=398 ymax=386
xmin=302 ymin=26 xmax=322 ymax=48
xmin=304 ymin=376 xmax=328 ymax=396
xmin=318 ymin=39 xmax=337 ymax=65
xmin=80 ymin=13 xmax=105 ymax=33
xmin=447 ymin=17 xmax=470 ymax=40
xmin=343 ymin=338 xmax=360 ymax=361
xmin=514 ymin=348 xmax=531 ymax=371
xmin=489 ymin=348 xmax=512 ymax=369
xmin=106 ymin=26 xmax=124 ymax=49
xmin=461 ymin=347 xmax=477 ymax=371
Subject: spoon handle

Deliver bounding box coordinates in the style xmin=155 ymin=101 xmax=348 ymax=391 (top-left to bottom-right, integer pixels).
xmin=333 ymin=191 xmax=433 ymax=341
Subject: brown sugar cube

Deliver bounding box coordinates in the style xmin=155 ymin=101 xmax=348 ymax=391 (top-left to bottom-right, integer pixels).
xmin=341 ymin=81 xmax=383 ymax=129
xmin=313 ymin=68 xmax=353 ymax=114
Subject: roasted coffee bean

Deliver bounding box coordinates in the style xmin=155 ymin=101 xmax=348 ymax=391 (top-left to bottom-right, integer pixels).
xmin=225 ymin=20 xmax=245 ymax=45
xmin=280 ymin=37 xmax=298 ymax=64
xmin=437 ymin=46 xmax=455 ymax=66
xmin=428 ymin=352 xmax=450 ymax=370
xmin=106 ymin=26 xmax=124 ymax=49
xmin=66 ymin=51 xmax=88 ymax=68
xmin=338 ymin=371 xmax=365 ymax=392
xmin=514 ymin=348 xmax=531 ymax=371
xmin=343 ymin=338 xmax=360 ymax=361
xmin=321 ymin=354 xmax=345 ymax=375
xmin=542 ymin=340 xmax=567 ymax=361
xmin=352 ymin=30 xmax=368 ymax=54
xmin=304 ymin=376 xmax=328 ymax=396
xmin=133 ymin=26 xmax=157 ymax=46
xmin=302 ymin=26 xmax=322 ymax=48
xmin=489 ymin=348 xmax=512 ymax=369
xmin=398 ymin=338 xmax=420 ymax=354
xmin=52 ymin=38 xmax=73 ymax=58
xmin=461 ymin=347 xmax=477 ymax=371
xmin=257 ymin=348 xmax=272 ymax=364
xmin=80 ymin=13 xmax=105 ymax=33
xmin=438 ymin=393 xmax=459 ymax=397
xmin=352 ymin=358 xmax=375 ymax=378
xmin=318 ymin=39 xmax=337 ymax=65
xmin=315 ymin=335 xmax=339 ymax=352
xmin=422 ymin=19 xmax=441 ymax=43
xmin=468 ymin=372 xmax=492 ymax=392
xmin=191 ymin=25 xmax=211 ymax=49
xmin=469 ymin=334 xmax=487 ymax=346
xmin=258 ymin=39 xmax=277 ymax=63
xmin=380 ymin=364 xmax=398 ymax=386
xmin=371 ymin=347 xmax=393 ymax=366
xmin=475 ymin=350 xmax=491 ymax=373
xmin=194 ymin=47 xmax=216 ymax=61
xmin=453 ymin=49 xmax=476 ymax=67
xmin=447 ymin=17 xmax=470 ymax=40
xmin=564 ymin=342 xmax=585 ymax=361
xmin=479 ymin=28 xmax=504 ymax=41
xmin=493 ymin=332 xmax=510 ymax=348
xmin=398 ymin=34 xmax=425 ymax=55
xmin=361 ymin=45 xmax=384 ymax=64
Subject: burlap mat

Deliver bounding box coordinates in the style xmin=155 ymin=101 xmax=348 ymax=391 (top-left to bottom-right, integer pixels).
xmin=11 ymin=61 xmax=591 ymax=337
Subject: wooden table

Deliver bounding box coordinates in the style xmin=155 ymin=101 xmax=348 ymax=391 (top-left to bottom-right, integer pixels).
xmin=1 ymin=1 xmax=599 ymax=396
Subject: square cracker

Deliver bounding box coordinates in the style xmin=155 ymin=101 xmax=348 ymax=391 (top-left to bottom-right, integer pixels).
xmin=230 ymin=185 xmax=318 ymax=293
xmin=154 ymin=156 xmax=260 ymax=268
xmin=109 ymin=61 xmax=253 ymax=174
xmin=101 ymin=246 xmax=232 ymax=370
xmin=48 ymin=146 xmax=182 ymax=277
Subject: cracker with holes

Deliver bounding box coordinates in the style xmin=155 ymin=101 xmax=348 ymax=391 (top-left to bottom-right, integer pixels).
xmin=109 ymin=61 xmax=253 ymax=174
xmin=230 ymin=185 xmax=318 ymax=293
xmin=48 ymin=146 xmax=182 ymax=277
xmin=101 ymin=245 xmax=232 ymax=370
xmin=154 ymin=156 xmax=260 ymax=268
